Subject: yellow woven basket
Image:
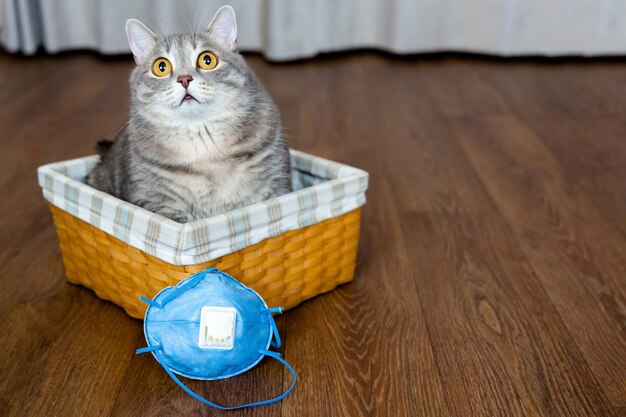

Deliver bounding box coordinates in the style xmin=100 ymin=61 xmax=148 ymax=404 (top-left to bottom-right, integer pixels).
xmin=39 ymin=150 xmax=368 ymax=319
xmin=49 ymin=204 xmax=362 ymax=318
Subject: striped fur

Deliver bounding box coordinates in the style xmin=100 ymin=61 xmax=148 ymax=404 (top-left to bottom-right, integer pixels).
xmin=87 ymin=7 xmax=291 ymax=222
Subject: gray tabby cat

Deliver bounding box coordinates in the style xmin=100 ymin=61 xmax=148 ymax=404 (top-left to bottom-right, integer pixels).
xmin=87 ymin=6 xmax=291 ymax=222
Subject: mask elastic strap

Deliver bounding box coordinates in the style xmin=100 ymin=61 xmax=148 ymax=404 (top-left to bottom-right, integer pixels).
xmin=135 ymin=345 xmax=161 ymax=354
xmin=157 ymin=268 xmax=219 ymax=307
xmin=265 ymin=307 xmax=283 ymax=348
xmin=137 ymin=347 xmax=296 ymax=410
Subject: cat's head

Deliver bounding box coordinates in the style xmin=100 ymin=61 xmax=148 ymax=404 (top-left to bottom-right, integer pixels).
xmin=125 ymin=6 xmax=251 ymax=123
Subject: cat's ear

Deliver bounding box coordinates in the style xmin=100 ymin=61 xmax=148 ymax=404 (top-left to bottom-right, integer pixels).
xmin=206 ymin=6 xmax=238 ymax=52
xmin=126 ymin=19 xmax=157 ymax=64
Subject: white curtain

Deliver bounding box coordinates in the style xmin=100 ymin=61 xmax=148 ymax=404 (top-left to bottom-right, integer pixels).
xmin=3 ymin=0 xmax=626 ymax=61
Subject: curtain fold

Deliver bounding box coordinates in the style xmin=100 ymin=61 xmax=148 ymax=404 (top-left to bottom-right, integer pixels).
xmin=2 ymin=0 xmax=626 ymax=60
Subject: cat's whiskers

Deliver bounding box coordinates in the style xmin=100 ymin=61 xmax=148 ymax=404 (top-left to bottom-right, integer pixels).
xmin=195 ymin=3 xmax=214 ymax=33
xmin=180 ymin=9 xmax=194 ymax=33
xmin=148 ymin=7 xmax=168 ymax=37
xmin=192 ymin=3 xmax=201 ymax=32
xmin=202 ymin=90 xmax=240 ymax=110
xmin=207 ymin=94 xmax=247 ymax=126
xmin=110 ymin=99 xmax=161 ymax=141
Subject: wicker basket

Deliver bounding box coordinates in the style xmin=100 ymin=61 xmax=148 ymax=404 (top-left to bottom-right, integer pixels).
xmin=39 ymin=150 xmax=368 ymax=319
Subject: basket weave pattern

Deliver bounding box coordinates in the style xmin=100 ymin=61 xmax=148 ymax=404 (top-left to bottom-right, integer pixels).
xmin=49 ymin=204 xmax=361 ymax=318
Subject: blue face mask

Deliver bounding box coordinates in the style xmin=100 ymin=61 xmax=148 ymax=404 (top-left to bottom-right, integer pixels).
xmin=135 ymin=268 xmax=297 ymax=410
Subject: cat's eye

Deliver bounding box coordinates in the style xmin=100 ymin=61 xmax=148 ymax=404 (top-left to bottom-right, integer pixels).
xmin=197 ymin=51 xmax=218 ymax=70
xmin=152 ymin=58 xmax=172 ymax=77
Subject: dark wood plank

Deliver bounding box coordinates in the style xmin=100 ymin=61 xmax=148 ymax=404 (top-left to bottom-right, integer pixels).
xmin=422 ymin=62 xmax=626 ymax=406
xmin=483 ymin=62 xmax=626 ymax=237
xmin=0 ymin=285 xmax=139 ymax=417
xmin=259 ymin=56 xmax=449 ymax=417
xmin=455 ymin=113 xmax=626 ymax=406
xmin=372 ymin=59 xmax=614 ymax=416
xmin=0 ymin=51 xmax=624 ymax=417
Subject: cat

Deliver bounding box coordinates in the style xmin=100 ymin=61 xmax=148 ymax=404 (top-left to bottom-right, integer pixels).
xmin=87 ymin=6 xmax=291 ymax=223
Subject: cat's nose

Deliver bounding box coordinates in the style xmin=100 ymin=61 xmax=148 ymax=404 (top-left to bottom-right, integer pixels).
xmin=177 ymin=75 xmax=193 ymax=89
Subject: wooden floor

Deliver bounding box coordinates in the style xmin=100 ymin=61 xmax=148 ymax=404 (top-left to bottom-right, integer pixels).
xmin=0 ymin=50 xmax=625 ymax=417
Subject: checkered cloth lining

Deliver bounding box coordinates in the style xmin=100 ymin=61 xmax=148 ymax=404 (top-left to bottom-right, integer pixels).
xmin=38 ymin=150 xmax=369 ymax=265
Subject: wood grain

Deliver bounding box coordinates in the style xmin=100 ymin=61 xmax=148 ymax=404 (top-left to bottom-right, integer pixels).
xmin=0 ymin=51 xmax=624 ymax=417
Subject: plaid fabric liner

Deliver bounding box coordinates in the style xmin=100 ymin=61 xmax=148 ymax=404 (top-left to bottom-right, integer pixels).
xmin=38 ymin=150 xmax=369 ymax=265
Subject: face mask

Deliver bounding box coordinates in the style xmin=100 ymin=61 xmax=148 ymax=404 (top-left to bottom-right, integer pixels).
xmin=135 ymin=268 xmax=297 ymax=410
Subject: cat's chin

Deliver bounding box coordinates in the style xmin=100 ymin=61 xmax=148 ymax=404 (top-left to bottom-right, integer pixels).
xmin=171 ymin=102 xmax=209 ymax=119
